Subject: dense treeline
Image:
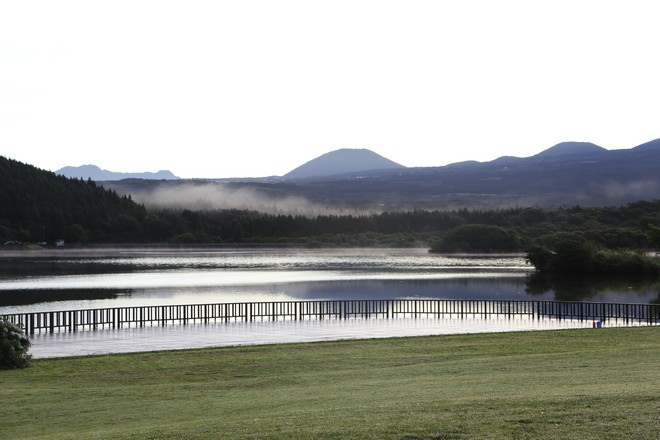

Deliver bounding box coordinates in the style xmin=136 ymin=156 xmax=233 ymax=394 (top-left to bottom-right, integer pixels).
xmin=0 ymin=157 xmax=146 ymax=243
xmin=1 ymin=156 xmax=660 ymax=250
xmin=154 ymin=201 xmax=660 ymax=251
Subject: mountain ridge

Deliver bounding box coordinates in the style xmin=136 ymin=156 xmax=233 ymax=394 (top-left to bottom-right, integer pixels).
xmin=56 ymin=164 xmax=179 ymax=181
xmin=631 ymin=138 xmax=660 ymax=151
xmin=99 ymin=137 xmax=660 ymax=211
xmin=56 ymin=139 xmax=659 ymax=182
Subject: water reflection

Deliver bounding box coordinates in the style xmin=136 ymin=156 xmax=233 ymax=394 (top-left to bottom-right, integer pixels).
xmin=30 ymin=315 xmax=599 ymax=359
xmin=0 ymin=288 xmax=128 ymax=306
xmin=281 ymin=277 xmax=531 ymax=301
xmin=0 ymin=248 xmax=530 ymax=277
xmin=0 ymin=258 xmax=140 ymax=277
xmin=526 ymin=272 xmax=660 ymax=303
xmin=1 ymin=249 xmax=657 ymax=315
xmin=0 ymin=276 xmax=533 ymax=312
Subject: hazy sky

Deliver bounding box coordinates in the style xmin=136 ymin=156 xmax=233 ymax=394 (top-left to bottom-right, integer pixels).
xmin=2 ymin=1 xmax=659 ymax=178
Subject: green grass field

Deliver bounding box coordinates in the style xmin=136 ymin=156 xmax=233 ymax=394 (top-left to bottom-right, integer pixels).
xmin=2 ymin=327 xmax=659 ymax=439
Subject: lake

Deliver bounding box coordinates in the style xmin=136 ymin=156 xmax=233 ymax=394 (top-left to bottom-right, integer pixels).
xmin=3 ymin=247 xmax=657 ymax=358
xmin=1 ymin=247 xmax=658 ymax=315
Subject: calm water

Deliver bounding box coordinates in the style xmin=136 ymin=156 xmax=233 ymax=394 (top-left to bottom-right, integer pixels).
xmin=1 ymin=247 xmax=658 ymax=315
xmin=3 ymin=247 xmax=657 ymax=358
xmin=30 ymin=316 xmax=606 ymax=359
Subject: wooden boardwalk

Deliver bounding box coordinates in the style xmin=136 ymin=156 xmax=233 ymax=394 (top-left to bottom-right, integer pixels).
xmin=4 ymin=299 xmax=659 ymax=335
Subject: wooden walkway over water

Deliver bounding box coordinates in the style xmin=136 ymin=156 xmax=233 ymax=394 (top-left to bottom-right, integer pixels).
xmin=4 ymin=299 xmax=658 ymax=335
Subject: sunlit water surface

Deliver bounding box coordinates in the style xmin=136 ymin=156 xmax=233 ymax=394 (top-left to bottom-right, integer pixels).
xmin=1 ymin=248 xmax=657 ymax=357
xmin=1 ymin=248 xmax=538 ymax=313
xmin=31 ymin=316 xmax=614 ymax=359
xmin=2 ymin=248 xmax=657 ymax=313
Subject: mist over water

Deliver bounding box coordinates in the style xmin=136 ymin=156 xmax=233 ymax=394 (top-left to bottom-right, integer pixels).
xmin=131 ymin=183 xmax=371 ymax=216
xmin=113 ymin=179 xmax=660 ymax=214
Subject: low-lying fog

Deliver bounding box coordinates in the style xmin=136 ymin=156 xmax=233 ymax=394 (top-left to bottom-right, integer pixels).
xmin=125 ymin=182 xmax=370 ymax=216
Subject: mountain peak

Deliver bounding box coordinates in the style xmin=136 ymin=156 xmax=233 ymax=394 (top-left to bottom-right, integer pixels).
xmin=533 ymin=142 xmax=607 ymax=159
xmin=284 ymin=148 xmax=405 ymax=179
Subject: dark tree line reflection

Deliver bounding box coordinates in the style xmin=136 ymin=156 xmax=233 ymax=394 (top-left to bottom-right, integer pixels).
xmin=525 ymin=272 xmax=660 ymax=303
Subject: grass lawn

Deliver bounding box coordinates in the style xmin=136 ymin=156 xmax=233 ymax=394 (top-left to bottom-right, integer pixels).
xmin=2 ymin=327 xmax=659 ymax=439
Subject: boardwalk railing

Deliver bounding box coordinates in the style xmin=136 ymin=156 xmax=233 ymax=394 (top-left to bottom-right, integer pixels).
xmin=3 ymin=299 xmax=658 ymax=335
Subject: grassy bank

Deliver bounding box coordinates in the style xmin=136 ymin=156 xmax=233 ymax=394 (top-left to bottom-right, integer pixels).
xmin=2 ymin=328 xmax=659 ymax=439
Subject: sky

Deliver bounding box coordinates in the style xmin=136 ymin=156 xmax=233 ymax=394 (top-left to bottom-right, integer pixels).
xmin=1 ymin=1 xmax=659 ymax=179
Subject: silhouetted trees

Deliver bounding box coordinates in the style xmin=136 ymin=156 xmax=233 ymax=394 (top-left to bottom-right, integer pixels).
xmin=429 ymin=224 xmax=524 ymax=253
xmin=0 ymin=157 xmax=146 ymax=244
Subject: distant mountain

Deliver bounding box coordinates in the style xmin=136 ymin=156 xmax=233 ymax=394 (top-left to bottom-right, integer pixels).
xmin=101 ymin=138 xmax=660 ymax=211
xmin=284 ymin=148 xmax=404 ymax=179
xmin=56 ymin=164 xmax=179 ymax=181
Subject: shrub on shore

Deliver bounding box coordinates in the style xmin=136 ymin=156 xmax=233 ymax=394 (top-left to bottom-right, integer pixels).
xmin=526 ymin=237 xmax=660 ymax=275
xmin=0 ymin=317 xmax=31 ymax=369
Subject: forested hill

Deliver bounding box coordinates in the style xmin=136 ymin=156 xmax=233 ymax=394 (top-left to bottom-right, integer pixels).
xmin=0 ymin=156 xmax=147 ymax=243
xmin=2 ymin=155 xmax=660 ymax=250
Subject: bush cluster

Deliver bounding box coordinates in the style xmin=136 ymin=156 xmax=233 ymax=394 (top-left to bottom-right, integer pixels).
xmin=526 ymin=237 xmax=660 ymax=275
xmin=0 ymin=317 xmax=32 ymax=369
